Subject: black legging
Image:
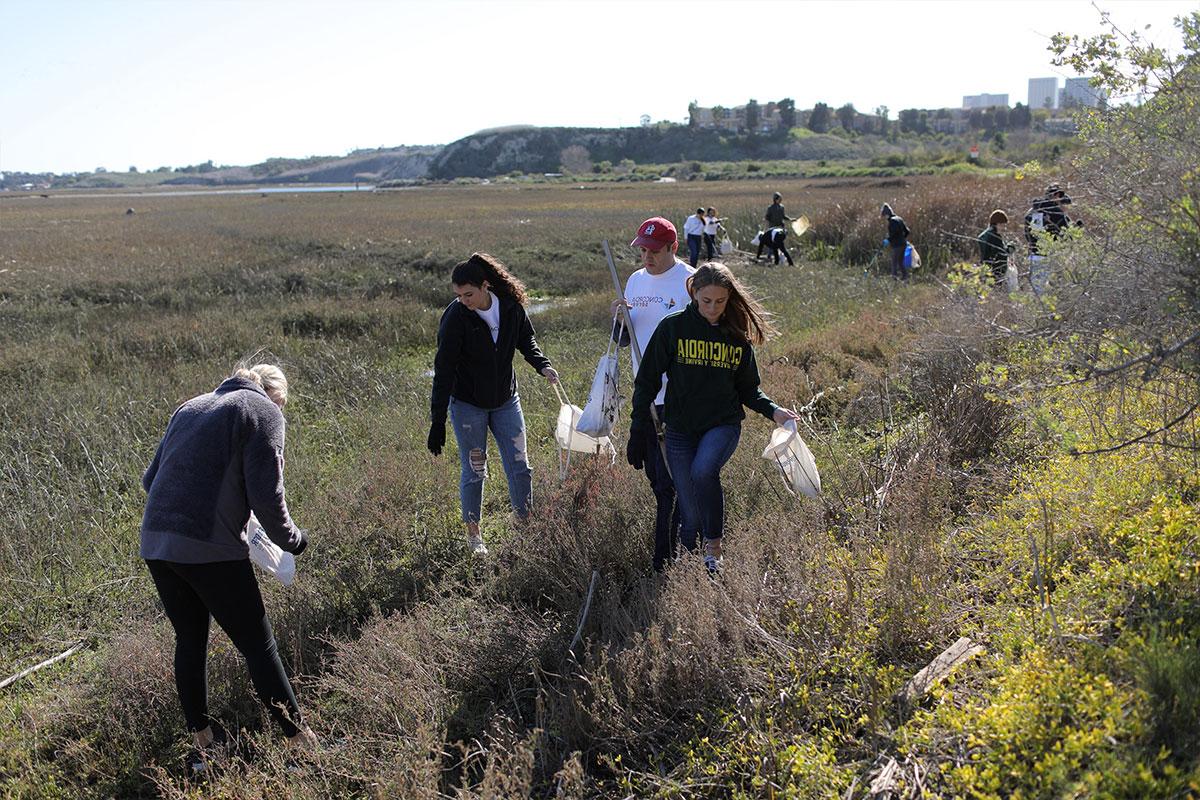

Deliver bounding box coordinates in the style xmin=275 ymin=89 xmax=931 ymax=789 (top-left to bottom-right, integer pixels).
xmin=146 ymin=558 xmax=302 ymax=737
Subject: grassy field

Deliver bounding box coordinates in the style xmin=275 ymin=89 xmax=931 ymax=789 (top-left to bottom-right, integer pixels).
xmin=1 ymin=176 xmax=1196 ymax=798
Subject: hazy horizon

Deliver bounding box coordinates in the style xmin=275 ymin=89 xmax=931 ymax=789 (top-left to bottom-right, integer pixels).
xmin=2 ymin=0 xmax=1193 ymax=174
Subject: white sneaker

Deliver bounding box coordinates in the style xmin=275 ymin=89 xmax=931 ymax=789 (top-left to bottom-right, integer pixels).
xmin=467 ymin=535 xmax=489 ymax=556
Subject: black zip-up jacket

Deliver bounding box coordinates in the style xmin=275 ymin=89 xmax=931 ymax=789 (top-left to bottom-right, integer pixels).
xmin=431 ymin=294 xmax=551 ymax=422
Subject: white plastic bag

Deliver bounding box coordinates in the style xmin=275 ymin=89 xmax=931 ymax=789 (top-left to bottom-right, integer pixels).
xmin=761 ymin=422 xmax=821 ymax=498
xmin=575 ymin=320 xmax=622 ymax=438
xmin=719 ymin=237 xmax=734 ymax=255
xmin=751 ymin=231 xmax=762 ymax=247
xmin=552 ymin=383 xmax=615 ymax=479
xmin=246 ymin=513 xmax=296 ymax=586
xmin=1004 ymin=256 xmax=1020 ymax=292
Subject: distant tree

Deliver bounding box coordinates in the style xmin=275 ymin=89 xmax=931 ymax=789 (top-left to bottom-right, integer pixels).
xmin=1011 ymin=102 xmax=1032 ymax=128
xmin=128 ymin=165 xmax=138 ymax=173
xmin=154 ymin=165 xmax=171 ymax=173
xmin=559 ymin=145 xmax=592 ymax=174
xmin=777 ymin=98 xmax=796 ymax=129
xmin=898 ymin=108 xmax=920 ymax=133
xmin=712 ymin=104 xmax=726 ymax=125
xmin=991 ymin=130 xmax=1006 ymax=150
xmin=992 ymin=105 xmax=1010 ymax=130
xmin=808 ymin=102 xmax=832 ymax=133
xmin=917 ymin=110 xmax=929 ymax=133
xmin=745 ymin=99 xmax=760 ymax=133
xmin=687 ymin=101 xmax=699 ymax=128
xmin=197 ymin=160 xmax=215 ymax=173
xmin=837 ymin=103 xmax=857 ymax=131
xmin=968 ymin=108 xmax=984 ymax=129
xmin=95 ymin=166 xmax=107 ymax=173
xmin=875 ymin=105 xmax=890 ymax=136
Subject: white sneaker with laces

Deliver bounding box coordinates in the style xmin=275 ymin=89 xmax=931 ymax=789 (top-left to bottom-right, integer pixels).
xmin=467 ymin=535 xmax=489 ymax=555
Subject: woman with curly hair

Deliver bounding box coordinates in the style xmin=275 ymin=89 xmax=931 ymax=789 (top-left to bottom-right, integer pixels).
xmin=428 ymin=253 xmax=558 ymax=555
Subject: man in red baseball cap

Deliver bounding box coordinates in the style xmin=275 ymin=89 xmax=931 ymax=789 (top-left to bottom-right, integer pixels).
xmin=613 ymin=216 xmax=696 ymax=572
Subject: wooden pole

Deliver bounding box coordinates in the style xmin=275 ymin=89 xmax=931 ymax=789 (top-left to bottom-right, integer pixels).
xmin=0 ymin=641 xmax=86 ymax=691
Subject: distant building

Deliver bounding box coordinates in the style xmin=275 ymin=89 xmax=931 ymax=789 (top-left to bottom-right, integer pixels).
xmin=963 ymin=93 xmax=1009 ymax=109
xmin=1028 ymin=77 xmax=1059 ymax=110
xmin=1061 ymin=77 xmax=1107 ymax=109
xmin=692 ymin=102 xmax=784 ymax=134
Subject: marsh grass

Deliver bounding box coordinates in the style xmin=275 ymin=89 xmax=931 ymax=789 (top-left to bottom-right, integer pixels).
xmin=1 ymin=176 xmax=1192 ymax=797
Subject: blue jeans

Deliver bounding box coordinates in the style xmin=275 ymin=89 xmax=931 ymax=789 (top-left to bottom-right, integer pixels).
xmin=449 ymin=394 xmax=531 ymax=523
xmin=664 ymin=424 xmax=741 ymax=551
xmin=686 ymin=234 xmax=702 ymax=267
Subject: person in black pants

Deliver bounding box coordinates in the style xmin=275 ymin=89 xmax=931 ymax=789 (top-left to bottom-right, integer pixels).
xmin=881 ymin=203 xmax=911 ymax=280
xmin=140 ymin=363 xmax=317 ymax=771
xmin=755 ymin=227 xmax=793 ymax=266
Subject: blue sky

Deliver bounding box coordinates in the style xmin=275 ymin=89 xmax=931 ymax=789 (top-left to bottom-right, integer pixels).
xmin=1 ymin=0 xmax=1193 ymax=173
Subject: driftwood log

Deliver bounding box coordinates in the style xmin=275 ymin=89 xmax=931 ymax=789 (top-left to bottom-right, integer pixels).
xmin=894 ymin=636 xmax=984 ymax=713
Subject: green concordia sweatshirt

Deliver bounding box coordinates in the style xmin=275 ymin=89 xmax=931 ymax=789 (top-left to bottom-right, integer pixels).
xmin=631 ymin=302 xmax=779 ymax=436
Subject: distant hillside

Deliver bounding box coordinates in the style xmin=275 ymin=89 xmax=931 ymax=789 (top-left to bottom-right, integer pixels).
xmin=427 ymin=126 xmax=858 ymax=179
xmin=159 ymin=145 xmax=442 ymax=186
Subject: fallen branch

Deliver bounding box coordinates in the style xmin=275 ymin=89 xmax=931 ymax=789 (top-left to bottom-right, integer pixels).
xmin=0 ymin=640 xmax=86 ymax=691
xmin=894 ymin=636 xmax=984 ymax=713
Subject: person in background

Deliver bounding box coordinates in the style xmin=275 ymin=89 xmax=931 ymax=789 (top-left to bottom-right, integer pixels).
xmin=613 ymin=217 xmax=696 ymax=572
xmin=702 ymin=207 xmax=724 ymax=261
xmin=978 ymin=209 xmax=1012 ymax=285
xmin=682 ymin=207 xmax=706 ymax=267
xmin=761 ymin=192 xmax=795 ymax=266
xmin=140 ymin=363 xmax=318 ymax=775
xmin=628 ymin=263 xmax=801 ymax=573
xmin=1023 ymin=184 xmax=1074 ymax=295
xmin=881 ymin=203 xmax=911 ymax=280
xmin=428 ymin=253 xmax=559 ymax=555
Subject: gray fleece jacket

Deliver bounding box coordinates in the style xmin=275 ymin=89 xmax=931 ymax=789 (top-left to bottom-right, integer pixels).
xmin=140 ymin=376 xmax=306 ymax=563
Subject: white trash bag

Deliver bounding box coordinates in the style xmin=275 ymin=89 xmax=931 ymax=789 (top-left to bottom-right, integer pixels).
xmin=1004 ymin=256 xmax=1020 ymax=293
xmin=719 ymin=237 xmax=734 ymax=255
xmin=576 ymin=319 xmax=623 ymax=438
xmin=552 ymin=383 xmax=615 ymax=479
xmin=245 ymin=513 xmax=296 ymax=585
xmin=761 ymin=421 xmax=821 ymax=498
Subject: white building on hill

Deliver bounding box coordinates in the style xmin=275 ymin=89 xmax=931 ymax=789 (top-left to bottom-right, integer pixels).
xmin=963 ymin=93 xmax=1008 ymax=109
xmin=1028 ymin=77 xmax=1059 ymax=110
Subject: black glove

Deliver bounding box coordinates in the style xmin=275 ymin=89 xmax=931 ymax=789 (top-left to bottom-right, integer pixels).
xmin=626 ymin=433 xmax=647 ymax=471
xmin=291 ymin=529 xmax=308 ymax=556
xmin=427 ymin=419 xmax=446 ymax=456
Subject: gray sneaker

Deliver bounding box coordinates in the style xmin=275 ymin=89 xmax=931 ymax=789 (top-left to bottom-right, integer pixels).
xmin=467 ymin=535 xmax=489 ymax=556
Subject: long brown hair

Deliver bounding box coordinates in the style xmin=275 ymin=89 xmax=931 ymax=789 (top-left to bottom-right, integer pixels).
xmin=451 ymin=253 xmax=528 ymax=305
xmin=686 ymin=262 xmax=776 ymax=345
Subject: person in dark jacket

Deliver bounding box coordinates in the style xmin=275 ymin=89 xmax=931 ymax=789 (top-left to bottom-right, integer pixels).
xmin=978 ymin=209 xmax=1013 ymax=285
xmin=760 ymin=192 xmax=795 ymax=265
xmin=140 ymin=363 xmax=317 ymax=771
xmin=1023 ymin=184 xmax=1074 ymax=295
xmin=628 ymin=263 xmax=801 ymax=572
xmin=881 ymin=203 xmax=911 ymax=280
xmin=428 ymin=253 xmax=558 ymax=555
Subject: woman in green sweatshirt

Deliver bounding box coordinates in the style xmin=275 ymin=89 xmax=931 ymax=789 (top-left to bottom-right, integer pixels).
xmin=628 ymin=263 xmax=800 ymax=571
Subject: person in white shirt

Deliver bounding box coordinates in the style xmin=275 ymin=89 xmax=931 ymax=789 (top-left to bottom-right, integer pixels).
xmin=682 ymin=208 xmax=706 ymax=267
xmin=702 ymin=207 xmax=724 ymax=261
xmin=611 ymin=217 xmax=697 ymax=571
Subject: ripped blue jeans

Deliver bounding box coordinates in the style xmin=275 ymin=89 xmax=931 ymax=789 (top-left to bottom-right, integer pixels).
xmin=449 ymin=394 xmax=531 ymax=523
